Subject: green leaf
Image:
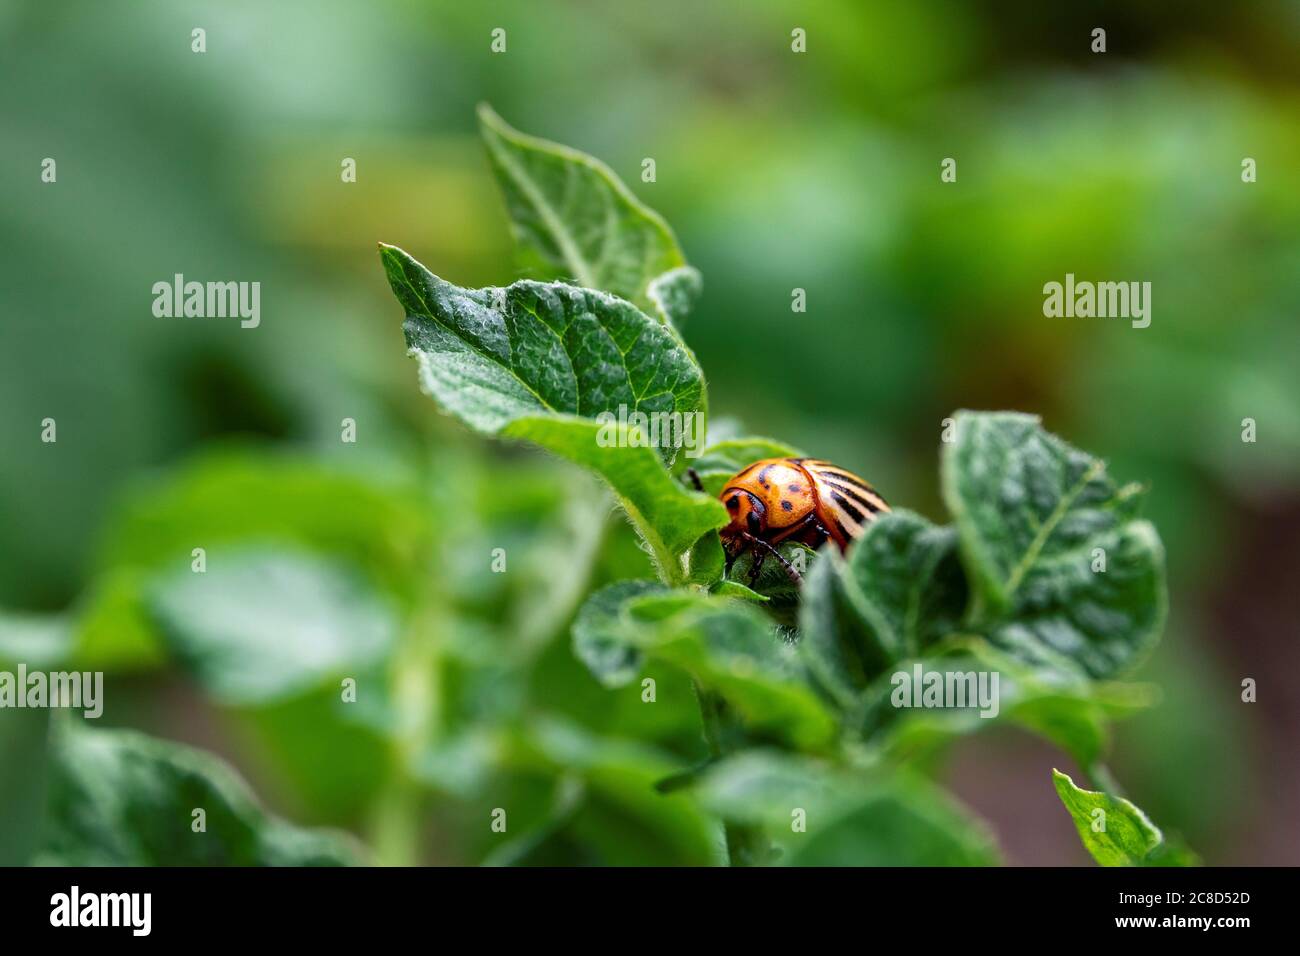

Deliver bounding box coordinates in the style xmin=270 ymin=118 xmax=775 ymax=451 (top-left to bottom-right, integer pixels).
xmin=0 ymin=609 xmax=72 ymax=669
xmin=799 ymin=549 xmax=895 ymax=708
xmin=844 ymin=511 xmax=969 ymax=657
xmin=503 ymin=717 xmax=720 ymax=866
xmin=863 ymin=640 xmax=1158 ymax=767
xmin=383 ymin=245 xmax=704 ymax=439
xmin=787 ymin=775 xmax=1002 ymax=867
xmin=693 ymin=749 xmax=842 ymax=826
xmin=381 ymin=244 xmax=725 ymax=572
xmin=73 ymin=571 xmax=166 ymax=670
xmin=55 ymin=450 xmax=429 ymax=679
xmin=801 ymin=511 xmax=969 ymax=707
xmin=795 ymin=546 xmax=889 ymax=712
xmin=712 ymin=580 xmax=769 ymax=603
xmin=0 ymin=596 xmax=161 ymax=675
xmin=95 ymin=449 xmax=433 ymax=606
xmin=942 ymin=411 xmax=1166 ymax=679
xmin=34 ymin=721 xmax=360 ymax=865
xmin=1052 ymin=769 xmax=1193 ymax=867
xmin=631 ymin=594 xmax=836 ymax=750
xmin=694 ymin=751 xmax=1001 ymax=866
xmin=504 ymin=415 xmax=724 ymax=568
xmin=478 ymin=104 xmax=687 ymax=314
xmin=479 ymin=777 xmax=588 ymax=867
xmin=412 ymin=728 xmax=502 ymax=800
xmin=572 ymin=579 xmax=667 ymax=688
xmin=647 ymin=266 xmax=703 ymax=328
xmin=997 ymin=672 xmax=1155 ymax=767
xmin=147 ymin=550 xmax=398 ymax=706
xmin=571 ymin=586 xmax=837 ymax=750
xmin=237 ymin=681 xmax=392 ymax=822
xmin=685 ymin=530 xmax=726 ymax=586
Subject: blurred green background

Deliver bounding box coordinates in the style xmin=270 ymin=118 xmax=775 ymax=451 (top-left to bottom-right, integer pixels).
xmin=2 ymin=0 xmax=1298 ymax=864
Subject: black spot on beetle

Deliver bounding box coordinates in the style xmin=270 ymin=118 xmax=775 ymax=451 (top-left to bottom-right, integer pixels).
xmin=781 ymin=500 xmax=793 ymax=512
xmin=788 ymin=484 xmax=801 ymax=493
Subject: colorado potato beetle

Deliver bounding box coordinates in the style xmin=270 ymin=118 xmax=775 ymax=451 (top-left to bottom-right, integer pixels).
xmin=690 ymin=458 xmax=889 ymax=584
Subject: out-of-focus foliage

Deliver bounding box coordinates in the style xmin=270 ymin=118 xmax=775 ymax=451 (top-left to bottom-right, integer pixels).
xmin=35 ymin=720 xmax=361 ymax=866
xmin=2 ymin=0 xmax=1298 ymax=865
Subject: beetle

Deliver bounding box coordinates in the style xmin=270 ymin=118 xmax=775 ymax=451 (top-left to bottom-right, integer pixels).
xmin=688 ymin=458 xmax=889 ymax=585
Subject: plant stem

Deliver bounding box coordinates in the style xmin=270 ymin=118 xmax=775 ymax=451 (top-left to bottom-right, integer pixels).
xmin=621 ymin=497 xmax=687 ymax=587
xmin=641 ymin=490 xmax=759 ymax=861
xmin=695 ymin=683 xmax=772 ymax=866
xmin=369 ymin=600 xmax=441 ymax=866
xmin=369 ymin=770 xmax=420 ymax=867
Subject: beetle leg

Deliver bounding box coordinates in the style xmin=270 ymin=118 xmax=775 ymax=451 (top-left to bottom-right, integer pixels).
xmin=685 ymin=468 xmax=705 ymax=492
xmin=723 ymin=539 xmax=739 ymax=575
xmin=767 ymin=545 xmax=802 ymax=585
xmin=739 ymin=532 xmax=802 ymax=585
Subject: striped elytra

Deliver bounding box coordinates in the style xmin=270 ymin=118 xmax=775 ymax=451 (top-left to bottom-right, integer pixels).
xmin=716 ymin=457 xmax=888 ymax=583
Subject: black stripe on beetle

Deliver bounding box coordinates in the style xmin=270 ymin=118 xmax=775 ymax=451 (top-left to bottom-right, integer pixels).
xmin=822 ymin=478 xmax=884 ymax=512
xmin=821 ymin=471 xmax=876 ymax=494
xmin=829 ymin=489 xmax=868 ymax=524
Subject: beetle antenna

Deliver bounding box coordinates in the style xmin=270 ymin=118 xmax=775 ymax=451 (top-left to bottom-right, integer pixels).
xmin=685 ymin=468 xmax=704 ymax=492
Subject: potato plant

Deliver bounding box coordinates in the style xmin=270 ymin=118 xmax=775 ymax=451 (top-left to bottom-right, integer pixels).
xmin=377 ymin=108 xmax=1190 ymax=867
xmin=5 ymin=108 xmax=1191 ymax=868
